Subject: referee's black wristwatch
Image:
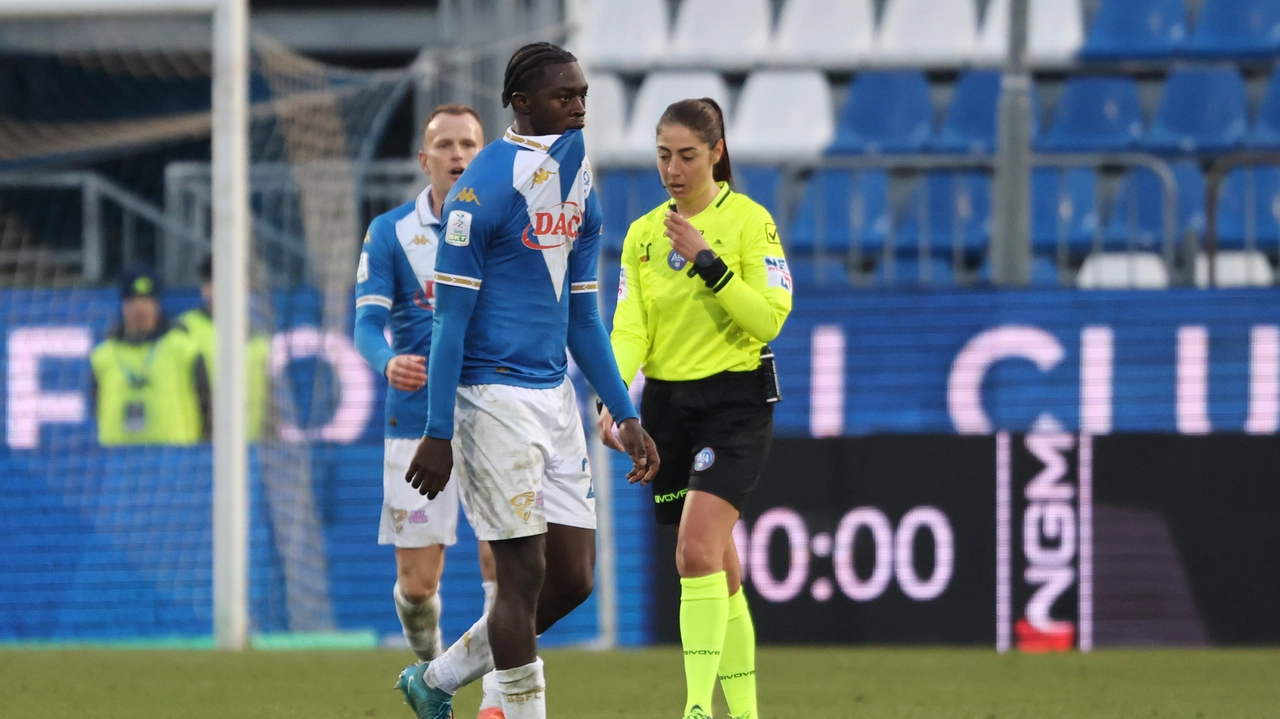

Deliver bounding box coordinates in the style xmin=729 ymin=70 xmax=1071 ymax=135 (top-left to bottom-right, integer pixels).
xmin=686 ymin=249 xmax=733 ymax=291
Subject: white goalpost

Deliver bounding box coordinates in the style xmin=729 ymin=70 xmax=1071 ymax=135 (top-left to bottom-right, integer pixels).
xmin=0 ymin=0 xmax=252 ymax=650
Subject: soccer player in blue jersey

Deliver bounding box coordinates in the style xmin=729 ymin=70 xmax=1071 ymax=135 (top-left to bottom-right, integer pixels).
xmin=396 ymin=43 xmax=658 ymax=719
xmin=354 ymin=105 xmax=504 ymax=718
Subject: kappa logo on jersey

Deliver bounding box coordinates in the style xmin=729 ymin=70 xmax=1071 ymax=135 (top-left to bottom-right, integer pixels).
xmin=413 ymin=280 xmax=436 ymax=311
xmin=521 ymin=202 xmax=582 ymax=250
xmin=668 ymin=250 xmax=688 ymax=271
xmin=509 ymin=491 xmax=544 ymax=521
xmin=765 ymin=256 xmax=792 ymax=292
xmin=454 ymin=187 xmax=481 ymax=205
xmin=530 ymin=168 xmax=556 ymax=187
xmin=446 ymin=210 xmax=472 ymax=246
xmin=411 ymin=234 xmax=430 ymax=246
xmin=694 ymin=447 xmax=716 ymax=472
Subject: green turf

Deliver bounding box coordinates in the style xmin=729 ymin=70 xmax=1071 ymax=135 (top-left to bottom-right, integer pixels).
xmin=1 ymin=647 xmax=1277 ymax=718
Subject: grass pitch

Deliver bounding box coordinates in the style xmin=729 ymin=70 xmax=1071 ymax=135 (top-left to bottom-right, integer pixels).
xmin=2 ymin=646 xmax=1277 ymax=718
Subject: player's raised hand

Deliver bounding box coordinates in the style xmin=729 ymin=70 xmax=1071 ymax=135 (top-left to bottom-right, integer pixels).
xmin=616 ymin=418 xmax=659 ymax=485
xmin=385 ymin=354 xmax=427 ymax=392
xmin=596 ymin=406 xmax=625 ymax=453
xmin=664 ymin=210 xmax=711 ymax=264
xmin=405 ymin=436 xmax=453 ymax=499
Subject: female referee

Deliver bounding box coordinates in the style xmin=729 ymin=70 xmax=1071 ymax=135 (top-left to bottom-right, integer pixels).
xmin=598 ymin=98 xmax=792 ymax=719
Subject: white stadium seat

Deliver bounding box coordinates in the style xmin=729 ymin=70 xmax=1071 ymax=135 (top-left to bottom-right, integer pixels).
xmin=977 ymin=0 xmax=1086 ymax=65
xmin=666 ymin=0 xmax=772 ymax=71
xmin=583 ymin=74 xmax=627 ymax=165
xmin=772 ymin=0 xmax=876 ymax=68
xmin=876 ymin=0 xmax=979 ymax=65
xmin=729 ymin=70 xmax=834 ymax=163
xmin=573 ymin=0 xmax=668 ymax=71
xmin=1194 ymin=251 xmax=1275 ymax=288
xmin=1076 ymin=252 xmax=1170 ymax=289
xmin=619 ymin=71 xmax=732 ymax=165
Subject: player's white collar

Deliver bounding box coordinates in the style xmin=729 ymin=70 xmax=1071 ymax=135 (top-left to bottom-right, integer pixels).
xmin=415 ymin=187 xmax=441 ymax=227
xmin=502 ymin=127 xmax=561 ymax=154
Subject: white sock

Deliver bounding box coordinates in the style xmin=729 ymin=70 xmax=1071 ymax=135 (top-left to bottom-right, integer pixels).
xmin=478 ymin=580 xmax=501 ymax=709
xmin=425 ymin=614 xmax=493 ymax=695
xmin=496 ymin=658 xmax=545 ymax=719
xmin=393 ymin=582 xmax=442 ymax=662
xmin=482 ymin=580 xmax=497 ymax=615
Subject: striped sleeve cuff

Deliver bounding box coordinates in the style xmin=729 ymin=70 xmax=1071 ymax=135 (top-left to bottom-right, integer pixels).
xmin=355 ymin=295 xmax=393 ymax=308
xmin=570 ymin=281 xmax=598 ymax=294
xmin=434 ymin=272 xmax=483 ymax=290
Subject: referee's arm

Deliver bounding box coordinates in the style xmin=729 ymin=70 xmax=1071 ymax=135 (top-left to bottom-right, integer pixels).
xmin=609 ymin=223 xmax=651 ymax=386
xmin=710 ymin=214 xmax=793 ymax=342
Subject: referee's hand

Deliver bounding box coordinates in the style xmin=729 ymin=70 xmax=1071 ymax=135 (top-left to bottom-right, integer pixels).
xmin=616 ymin=418 xmax=660 ymax=486
xmin=405 ymin=436 xmax=453 ymax=499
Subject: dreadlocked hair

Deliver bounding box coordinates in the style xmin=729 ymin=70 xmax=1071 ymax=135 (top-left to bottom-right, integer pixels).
xmin=657 ymin=98 xmax=734 ymax=187
xmin=502 ymin=42 xmax=578 ymax=108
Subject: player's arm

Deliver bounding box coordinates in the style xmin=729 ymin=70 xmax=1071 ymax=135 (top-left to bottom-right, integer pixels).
xmin=700 ymin=210 xmax=793 ymax=342
xmin=353 ymin=220 xmax=411 ymax=373
xmin=609 ymin=220 xmax=651 ymax=388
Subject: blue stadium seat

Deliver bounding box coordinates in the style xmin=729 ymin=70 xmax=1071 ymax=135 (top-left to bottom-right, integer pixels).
xmin=1185 ymin=0 xmax=1280 ymax=59
xmin=788 ymin=170 xmax=890 ymax=257
xmin=977 ymin=256 xmax=1061 ymax=287
xmin=1215 ymin=167 xmax=1280 ymax=252
xmin=735 ymin=165 xmax=782 ymax=219
xmin=874 ymin=257 xmax=957 ymax=286
xmin=789 ymin=258 xmax=851 ymax=287
xmin=1031 ymin=168 xmax=1099 ymax=256
xmin=1080 ymin=0 xmax=1187 ymax=61
xmin=895 ymin=172 xmax=992 ymax=257
xmin=1141 ymin=67 xmax=1248 ymax=154
xmin=1104 ymin=161 xmax=1206 ymax=251
xmin=827 ymin=71 xmax=932 ymax=155
xmin=1246 ymin=71 xmax=1280 ymax=149
xmin=933 ymin=71 xmax=1041 ymax=154
xmin=1037 ymin=77 xmax=1145 ymax=152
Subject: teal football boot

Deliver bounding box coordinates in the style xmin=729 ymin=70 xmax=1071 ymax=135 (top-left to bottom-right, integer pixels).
xmin=394 ymin=662 xmax=454 ymax=719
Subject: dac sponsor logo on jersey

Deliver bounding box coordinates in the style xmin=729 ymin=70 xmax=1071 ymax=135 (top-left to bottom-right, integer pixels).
xmin=509 ymin=490 xmax=545 ymax=521
xmin=446 ymin=210 xmax=473 ymax=246
xmin=522 ymin=202 xmax=582 ymax=250
xmin=668 ymin=250 xmax=688 ymax=271
xmin=356 ymin=252 xmax=370 ymax=282
xmin=618 ymin=267 xmax=628 ymax=301
xmin=454 ymin=187 xmax=481 ymax=205
xmin=530 ymin=168 xmax=556 ymax=187
xmin=765 ymin=256 xmax=792 ymax=292
xmin=694 ymin=447 xmax=716 ymax=472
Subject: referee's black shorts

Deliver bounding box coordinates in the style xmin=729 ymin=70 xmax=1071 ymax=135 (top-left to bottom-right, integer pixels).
xmin=640 ymin=370 xmax=774 ymax=525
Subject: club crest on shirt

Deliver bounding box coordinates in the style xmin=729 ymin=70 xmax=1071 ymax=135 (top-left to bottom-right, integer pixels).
xmin=668 ymin=250 xmax=687 ymax=271
xmin=392 ymin=509 xmax=408 ymax=534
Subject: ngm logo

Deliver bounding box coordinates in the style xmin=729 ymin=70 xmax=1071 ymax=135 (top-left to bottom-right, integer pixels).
xmin=522 ymin=202 xmax=582 ymax=251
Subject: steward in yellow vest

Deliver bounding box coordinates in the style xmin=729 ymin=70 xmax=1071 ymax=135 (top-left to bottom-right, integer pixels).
xmin=90 ymin=267 xmax=210 ymax=446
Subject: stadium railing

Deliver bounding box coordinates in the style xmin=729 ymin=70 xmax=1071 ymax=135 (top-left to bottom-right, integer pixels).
xmin=1203 ymin=150 xmax=1280 ymax=287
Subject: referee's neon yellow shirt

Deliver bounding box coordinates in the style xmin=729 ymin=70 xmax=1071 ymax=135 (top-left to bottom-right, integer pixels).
xmin=611 ymin=181 xmax=793 ymax=384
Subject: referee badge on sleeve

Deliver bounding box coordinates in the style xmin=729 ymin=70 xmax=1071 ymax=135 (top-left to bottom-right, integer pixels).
xmin=618 ymin=267 xmax=628 ymax=300
xmin=764 ymin=256 xmax=792 ymax=293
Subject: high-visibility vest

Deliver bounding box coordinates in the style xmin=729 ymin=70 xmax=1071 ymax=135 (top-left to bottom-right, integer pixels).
xmin=176 ymin=308 xmax=271 ymax=441
xmin=90 ymin=327 xmax=204 ymax=446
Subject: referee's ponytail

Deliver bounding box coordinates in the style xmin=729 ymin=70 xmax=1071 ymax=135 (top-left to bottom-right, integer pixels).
xmin=658 ymin=98 xmax=734 ymax=189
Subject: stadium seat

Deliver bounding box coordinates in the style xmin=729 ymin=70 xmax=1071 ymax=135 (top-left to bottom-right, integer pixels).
xmin=1037 ymin=76 xmax=1145 ymax=152
xmin=895 ymin=172 xmax=992 ymax=258
xmin=976 ymin=0 xmax=1086 ymax=65
xmin=1140 ymin=67 xmax=1248 ymax=154
xmin=1080 ymin=0 xmax=1187 ymax=61
xmin=1076 ymin=252 xmax=1170 ymax=289
xmin=875 ymin=0 xmax=979 ymax=65
xmin=1031 ymin=168 xmax=1099 ymax=256
xmin=874 ymin=257 xmax=957 ymax=286
xmin=1215 ymin=167 xmax=1280 ymax=252
xmin=788 ymin=170 xmax=890 ymax=257
xmin=573 ymin=0 xmax=668 ymax=71
xmin=666 ymin=0 xmax=771 ymax=71
xmin=828 ymin=71 xmax=933 ymax=155
xmin=1185 ymin=0 xmax=1280 ymax=59
xmin=734 ymin=165 xmax=783 ymax=219
xmin=583 ymin=74 xmax=626 ymax=165
xmin=789 ymin=258 xmax=851 ymax=288
xmin=730 ymin=71 xmax=834 ymax=163
xmin=1104 ymin=161 xmax=1206 ymax=252
xmin=1193 ymin=251 xmax=1275 ymax=288
xmin=772 ymin=0 xmax=875 ymax=68
xmin=977 ymin=256 xmax=1062 ymax=287
xmin=620 ymin=72 xmax=731 ymax=164
xmin=1245 ymin=71 xmax=1280 ymax=149
xmin=932 ymin=71 xmax=1041 ymax=154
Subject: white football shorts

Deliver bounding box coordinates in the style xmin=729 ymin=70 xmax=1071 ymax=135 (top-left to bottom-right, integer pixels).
xmin=378 ymin=438 xmax=461 ymax=548
xmin=453 ymin=380 xmax=596 ymax=541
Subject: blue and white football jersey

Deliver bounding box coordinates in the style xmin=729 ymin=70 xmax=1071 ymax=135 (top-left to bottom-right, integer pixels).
xmin=355 ymin=188 xmax=441 ymax=439
xmin=433 ymin=128 xmax=602 ymax=388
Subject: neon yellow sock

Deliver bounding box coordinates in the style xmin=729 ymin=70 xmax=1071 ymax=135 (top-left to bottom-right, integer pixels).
xmin=679 ymin=571 xmax=729 ymax=718
xmin=719 ymin=589 xmax=758 ymax=719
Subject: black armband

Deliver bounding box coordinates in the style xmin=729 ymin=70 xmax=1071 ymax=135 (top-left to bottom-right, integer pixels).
xmin=688 ymin=249 xmax=730 ymax=288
